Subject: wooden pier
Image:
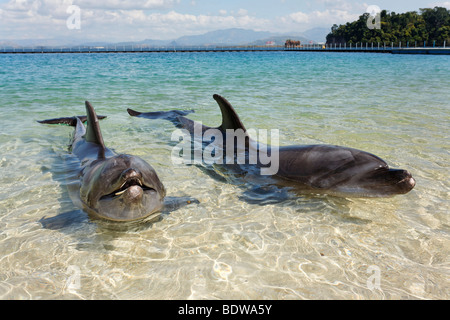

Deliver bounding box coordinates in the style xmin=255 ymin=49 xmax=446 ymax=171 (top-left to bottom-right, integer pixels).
xmin=1 ymin=45 xmax=449 ymax=55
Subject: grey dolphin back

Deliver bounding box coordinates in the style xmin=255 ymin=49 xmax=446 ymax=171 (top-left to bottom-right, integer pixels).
xmin=126 ymin=94 xmax=246 ymax=133
xmin=38 ymin=101 xmax=108 ymax=158
xmin=38 ymin=101 xmax=181 ymax=223
xmin=125 ymin=94 xmax=415 ymax=197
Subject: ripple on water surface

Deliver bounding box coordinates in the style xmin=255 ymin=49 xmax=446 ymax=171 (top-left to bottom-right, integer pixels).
xmin=0 ymin=52 xmax=448 ymax=299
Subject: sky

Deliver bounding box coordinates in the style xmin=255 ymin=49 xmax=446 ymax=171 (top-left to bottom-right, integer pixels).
xmin=0 ymin=0 xmax=449 ymax=43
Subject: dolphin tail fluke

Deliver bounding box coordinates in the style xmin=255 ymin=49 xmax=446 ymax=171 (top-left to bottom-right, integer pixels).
xmin=38 ymin=115 xmax=106 ymax=126
xmin=127 ymin=109 xmax=142 ymax=117
xmin=127 ymin=108 xmax=195 ymax=120
xmin=38 ymin=116 xmax=79 ymax=126
xmin=213 ymin=94 xmax=246 ymax=132
xmin=128 ymin=108 xmax=198 ymax=131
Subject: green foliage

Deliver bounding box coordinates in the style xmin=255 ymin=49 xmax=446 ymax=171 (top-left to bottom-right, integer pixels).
xmin=326 ymin=7 xmax=450 ymax=46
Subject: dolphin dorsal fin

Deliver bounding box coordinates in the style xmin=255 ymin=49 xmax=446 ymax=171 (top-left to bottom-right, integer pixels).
xmin=85 ymin=101 xmax=107 ymax=158
xmin=213 ymin=94 xmax=246 ymax=132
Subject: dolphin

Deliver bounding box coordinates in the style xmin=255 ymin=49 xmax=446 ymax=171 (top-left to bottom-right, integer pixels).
xmin=38 ymin=101 xmax=194 ymax=222
xmin=127 ymin=94 xmax=415 ymax=198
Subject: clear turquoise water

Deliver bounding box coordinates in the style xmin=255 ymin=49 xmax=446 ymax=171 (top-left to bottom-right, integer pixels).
xmin=0 ymin=52 xmax=449 ymax=299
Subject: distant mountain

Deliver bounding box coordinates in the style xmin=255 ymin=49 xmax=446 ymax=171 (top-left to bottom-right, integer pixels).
xmin=248 ymin=35 xmax=310 ymax=46
xmin=170 ymin=28 xmax=277 ymax=46
xmin=114 ymin=39 xmax=169 ymax=47
xmin=0 ymin=28 xmax=317 ymax=48
xmin=0 ymin=38 xmax=72 ymax=47
xmin=301 ymin=27 xmax=330 ymax=43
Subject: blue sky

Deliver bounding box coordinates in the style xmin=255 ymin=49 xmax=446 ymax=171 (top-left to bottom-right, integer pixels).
xmin=176 ymin=0 xmax=441 ymax=18
xmin=0 ymin=0 xmax=448 ymax=42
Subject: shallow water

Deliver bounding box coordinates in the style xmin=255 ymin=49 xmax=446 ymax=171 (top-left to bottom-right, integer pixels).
xmin=0 ymin=52 xmax=449 ymax=299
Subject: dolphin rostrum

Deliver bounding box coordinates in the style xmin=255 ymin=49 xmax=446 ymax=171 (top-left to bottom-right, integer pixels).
xmin=127 ymin=94 xmax=415 ymax=198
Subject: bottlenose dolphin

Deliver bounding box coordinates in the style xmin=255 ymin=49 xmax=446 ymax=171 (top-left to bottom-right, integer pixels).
xmin=39 ymin=101 xmax=191 ymax=222
xmin=127 ymin=94 xmax=415 ymax=198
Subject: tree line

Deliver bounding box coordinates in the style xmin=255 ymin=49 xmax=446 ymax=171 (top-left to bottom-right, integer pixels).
xmin=326 ymin=7 xmax=450 ymax=46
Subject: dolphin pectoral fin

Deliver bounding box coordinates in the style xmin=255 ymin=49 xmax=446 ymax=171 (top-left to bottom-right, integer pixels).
xmin=39 ymin=210 xmax=89 ymax=230
xmin=127 ymin=108 xmax=195 ymax=119
xmin=213 ymin=94 xmax=247 ymax=132
xmin=161 ymin=196 xmax=199 ymax=213
xmin=239 ymin=185 xmax=294 ymax=205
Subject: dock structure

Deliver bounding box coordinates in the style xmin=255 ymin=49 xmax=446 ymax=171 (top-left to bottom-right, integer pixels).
xmin=1 ymin=44 xmax=449 ymax=55
xmin=390 ymin=48 xmax=450 ymax=54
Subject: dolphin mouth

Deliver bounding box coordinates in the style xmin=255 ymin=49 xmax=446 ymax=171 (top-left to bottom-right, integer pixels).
xmin=362 ymin=168 xmax=415 ymax=196
xmin=397 ymin=176 xmax=415 ymax=186
xmin=100 ymin=177 xmax=156 ymax=200
xmin=395 ymin=172 xmax=416 ymax=192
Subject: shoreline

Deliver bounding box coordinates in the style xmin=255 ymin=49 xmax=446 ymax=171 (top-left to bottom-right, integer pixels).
xmin=1 ymin=47 xmax=449 ymax=55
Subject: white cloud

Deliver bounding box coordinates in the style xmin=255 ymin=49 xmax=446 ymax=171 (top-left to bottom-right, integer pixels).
xmin=286 ymin=9 xmax=359 ymax=28
xmin=288 ymin=11 xmax=309 ymax=23
xmin=315 ymin=0 xmax=359 ymax=12
xmin=236 ymin=9 xmax=248 ymax=17
xmin=0 ymin=0 xmax=361 ymax=42
xmin=430 ymin=2 xmax=450 ymax=9
xmin=77 ymin=0 xmax=180 ymax=10
xmin=2 ymin=0 xmax=178 ymax=14
xmin=0 ymin=0 xmax=180 ymax=40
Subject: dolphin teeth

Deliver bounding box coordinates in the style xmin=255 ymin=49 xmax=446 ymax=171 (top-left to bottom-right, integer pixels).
xmin=115 ymin=178 xmax=143 ymax=196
